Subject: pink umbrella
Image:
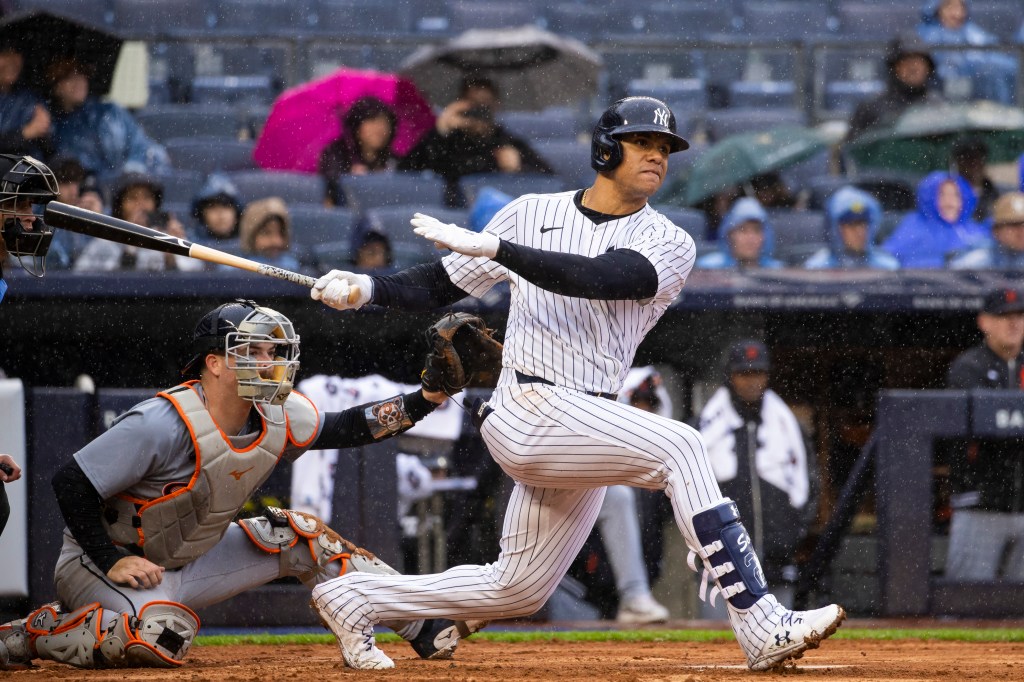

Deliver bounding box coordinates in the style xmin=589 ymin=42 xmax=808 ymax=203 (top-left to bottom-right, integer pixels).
xmin=253 ymin=67 xmax=436 ymax=174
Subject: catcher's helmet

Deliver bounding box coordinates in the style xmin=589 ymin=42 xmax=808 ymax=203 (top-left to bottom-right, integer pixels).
xmin=0 ymin=154 xmax=59 ymax=276
xmin=182 ymin=299 xmax=300 ymax=417
xmin=591 ymin=96 xmax=689 ymax=173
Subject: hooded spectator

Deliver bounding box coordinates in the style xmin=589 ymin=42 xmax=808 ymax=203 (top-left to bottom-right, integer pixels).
xmin=0 ymin=43 xmax=51 ymax=157
xmin=882 ymin=171 xmax=988 ymax=267
xmin=805 ymin=186 xmax=899 ymax=270
xmin=696 ymin=197 xmax=784 ymax=270
xmin=318 ymin=96 xmax=399 ymax=207
xmin=191 ymin=173 xmax=243 ymax=246
xmin=846 ymin=33 xmax=944 ymax=142
xmin=352 ymin=230 xmax=392 ymax=271
xmin=238 ymin=196 xmax=302 ymax=272
xmin=950 ymin=192 xmax=1024 ymax=269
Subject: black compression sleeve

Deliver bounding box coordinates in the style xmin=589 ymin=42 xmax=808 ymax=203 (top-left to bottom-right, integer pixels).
xmin=370 ymin=261 xmax=469 ymax=311
xmin=493 ymin=241 xmax=659 ymax=299
xmin=313 ymin=390 xmax=440 ymax=449
xmin=52 ymin=461 xmax=124 ymax=574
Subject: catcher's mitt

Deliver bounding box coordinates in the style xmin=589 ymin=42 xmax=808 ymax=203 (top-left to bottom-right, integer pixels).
xmin=421 ymin=312 xmax=503 ymax=394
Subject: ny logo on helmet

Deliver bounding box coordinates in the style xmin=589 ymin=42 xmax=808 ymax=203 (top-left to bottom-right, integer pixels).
xmin=653 ymin=108 xmax=670 ymax=127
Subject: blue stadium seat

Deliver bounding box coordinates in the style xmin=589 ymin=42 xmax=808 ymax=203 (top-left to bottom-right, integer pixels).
xmin=728 ymin=81 xmax=798 ymax=109
xmin=650 ymin=206 xmax=709 ymax=242
xmin=224 ymin=170 xmax=325 ymax=205
xmin=533 ymin=140 xmax=591 ymax=189
xmin=781 ymin=150 xmax=832 ymax=196
xmin=498 ymin=109 xmax=580 ymax=141
xmin=153 ymin=169 xmax=205 ymax=205
xmin=768 ymin=210 xmax=828 ymax=265
xmin=546 ymin=3 xmax=627 ymax=41
xmin=740 ymin=1 xmax=831 ymax=40
xmin=362 ymin=206 xmax=470 ymax=268
xmin=212 ymin=0 xmax=313 ymax=32
xmin=837 ymin=3 xmax=920 ymax=37
xmin=703 ymin=108 xmax=806 ymax=142
xmin=165 ymin=137 xmax=256 ymax=174
xmin=340 ymin=173 xmax=447 ymax=212
xmin=459 ymin=173 xmax=566 ymax=206
xmin=286 ymin=205 xmax=356 ymax=248
xmin=11 ymin=0 xmax=113 ymax=26
xmin=626 ymin=78 xmax=708 ymax=117
xmin=190 ymin=76 xmax=277 ymax=106
xmin=447 ymin=1 xmax=539 ymax=31
xmin=637 ymin=2 xmax=735 ymax=39
xmin=824 ymin=80 xmax=885 ymax=115
xmin=971 ymin=1 xmax=1021 ymax=44
xmin=311 ymin=0 xmax=413 ymax=35
xmin=135 ymin=104 xmax=243 ymax=143
xmin=112 ymin=0 xmax=213 ymax=36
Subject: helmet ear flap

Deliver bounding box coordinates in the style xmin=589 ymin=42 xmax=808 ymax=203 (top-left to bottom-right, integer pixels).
xmin=591 ymin=131 xmax=623 ymax=172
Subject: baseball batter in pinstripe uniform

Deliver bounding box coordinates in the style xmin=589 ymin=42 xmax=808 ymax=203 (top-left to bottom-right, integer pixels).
xmin=309 ymin=97 xmax=845 ymax=671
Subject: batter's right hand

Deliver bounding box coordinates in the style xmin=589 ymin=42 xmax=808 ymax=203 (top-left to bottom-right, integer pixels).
xmin=108 ymin=555 xmax=165 ymax=589
xmin=311 ymin=269 xmax=373 ymax=311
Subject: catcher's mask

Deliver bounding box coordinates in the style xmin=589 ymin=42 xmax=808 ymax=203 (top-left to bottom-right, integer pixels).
xmin=182 ymin=299 xmax=300 ymax=423
xmin=0 ymin=154 xmax=59 ymax=277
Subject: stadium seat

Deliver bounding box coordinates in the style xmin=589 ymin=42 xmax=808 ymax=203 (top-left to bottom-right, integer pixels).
xmin=12 ymin=0 xmax=113 ymax=26
xmin=225 ymin=170 xmax=325 ymax=205
xmin=837 ymin=3 xmax=920 ymax=37
xmin=190 ymin=75 xmax=277 ymax=107
xmin=546 ymin=3 xmax=627 ymax=41
xmin=447 ymin=1 xmax=539 ymax=31
xmin=769 ymin=210 xmax=828 ymax=265
xmin=533 ymin=140 xmax=592 ymax=189
xmin=740 ymin=1 xmax=831 ymax=40
xmin=626 ymin=78 xmax=708 ymax=117
xmin=112 ymin=0 xmax=213 ymax=36
xmin=340 ymin=173 xmax=447 ymax=212
xmin=361 ymin=206 xmax=470 ymax=268
xmin=824 ymin=80 xmax=885 ymax=115
xmin=153 ymin=169 xmax=205 ymax=205
xmin=135 ymin=105 xmax=243 ymax=143
xmin=971 ymin=1 xmax=1021 ymax=44
xmin=286 ymin=205 xmax=356 ymax=248
xmin=212 ymin=0 xmax=314 ymax=32
xmin=640 ymin=2 xmax=736 ymax=39
xmin=498 ymin=109 xmax=580 ymax=142
xmin=650 ymin=206 xmax=709 ymax=242
xmin=703 ymin=108 xmax=806 ymax=142
xmin=459 ymin=173 xmax=566 ymax=206
xmin=165 ymin=137 xmax=256 ymax=174
xmin=728 ymin=81 xmax=798 ymax=109
xmin=311 ymin=0 xmax=413 ymax=35
xmin=781 ymin=150 xmax=833 ymax=196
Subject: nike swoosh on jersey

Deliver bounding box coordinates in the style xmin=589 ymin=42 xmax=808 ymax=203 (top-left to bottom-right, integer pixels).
xmin=539 ymin=225 xmax=564 ymax=233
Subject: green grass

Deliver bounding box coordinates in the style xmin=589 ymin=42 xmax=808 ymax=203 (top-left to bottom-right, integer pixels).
xmin=194 ymin=627 xmax=1024 ymax=647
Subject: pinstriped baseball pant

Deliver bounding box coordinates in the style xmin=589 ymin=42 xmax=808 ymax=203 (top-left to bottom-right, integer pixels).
xmin=314 ymin=381 xmax=725 ymax=630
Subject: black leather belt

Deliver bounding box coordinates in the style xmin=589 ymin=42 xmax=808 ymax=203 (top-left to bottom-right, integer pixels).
xmin=515 ymin=370 xmax=618 ymax=401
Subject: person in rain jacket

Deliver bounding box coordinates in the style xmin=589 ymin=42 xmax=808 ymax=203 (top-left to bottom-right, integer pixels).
xmin=237 ymin=196 xmax=306 ymax=273
xmin=318 ymin=96 xmax=399 ymax=207
xmin=696 ymin=197 xmax=784 ymax=270
xmin=192 ymin=173 xmax=244 ymax=249
xmin=882 ymin=171 xmax=988 ymax=268
xmin=0 ymin=44 xmax=51 ymax=157
xmin=918 ymin=0 xmax=1016 ymax=105
xmin=951 ymin=192 xmax=1024 ymax=269
xmin=804 ymin=186 xmax=900 ymax=270
xmin=46 ymin=59 xmax=170 ymax=181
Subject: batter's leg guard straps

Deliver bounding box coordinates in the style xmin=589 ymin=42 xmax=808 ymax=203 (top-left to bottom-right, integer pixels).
xmin=28 ymin=600 xmax=199 ymax=669
xmin=686 ymin=499 xmax=769 ymax=610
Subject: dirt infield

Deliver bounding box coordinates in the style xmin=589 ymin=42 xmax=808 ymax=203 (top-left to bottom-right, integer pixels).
xmin=9 ymin=637 xmax=1024 ymax=681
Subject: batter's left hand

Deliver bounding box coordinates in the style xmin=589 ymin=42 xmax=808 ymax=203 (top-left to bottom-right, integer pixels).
xmin=411 ymin=212 xmax=499 ymax=259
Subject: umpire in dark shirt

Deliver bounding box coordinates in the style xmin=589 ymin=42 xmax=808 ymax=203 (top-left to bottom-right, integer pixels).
xmin=944 ymin=286 xmax=1024 ymax=581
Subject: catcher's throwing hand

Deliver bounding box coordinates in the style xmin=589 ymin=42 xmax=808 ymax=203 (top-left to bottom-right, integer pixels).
xmin=108 ymin=555 xmax=165 ymax=589
xmin=310 ymin=269 xmax=373 ymax=310
xmin=411 ymin=212 xmax=500 ymax=259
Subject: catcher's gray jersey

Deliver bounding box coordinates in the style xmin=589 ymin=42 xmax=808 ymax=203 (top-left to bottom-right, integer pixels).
xmin=443 ymin=191 xmax=696 ymax=395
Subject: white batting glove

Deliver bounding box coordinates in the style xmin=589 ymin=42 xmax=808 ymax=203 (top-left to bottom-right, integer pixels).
xmin=411 ymin=212 xmax=500 ymax=259
xmin=310 ymin=269 xmax=373 ymax=310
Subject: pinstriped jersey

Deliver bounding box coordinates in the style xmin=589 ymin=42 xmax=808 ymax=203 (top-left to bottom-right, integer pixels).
xmin=442 ymin=191 xmax=696 ymax=395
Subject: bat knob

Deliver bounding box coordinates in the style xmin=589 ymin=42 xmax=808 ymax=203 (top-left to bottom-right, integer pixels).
xmin=347 ymin=285 xmax=361 ymax=305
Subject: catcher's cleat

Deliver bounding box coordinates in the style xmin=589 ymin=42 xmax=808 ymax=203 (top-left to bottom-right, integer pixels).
xmin=732 ymin=595 xmax=846 ymax=671
xmin=310 ymin=597 xmax=394 ymax=670
xmin=0 ymin=614 xmax=38 ymax=671
xmin=410 ymin=619 xmax=489 ymax=660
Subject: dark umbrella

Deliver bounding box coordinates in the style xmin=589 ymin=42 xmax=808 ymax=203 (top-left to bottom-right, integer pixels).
xmin=847 ymin=101 xmax=1024 ymax=174
xmin=0 ymin=10 xmax=123 ymax=96
xmin=399 ymin=25 xmax=602 ymax=111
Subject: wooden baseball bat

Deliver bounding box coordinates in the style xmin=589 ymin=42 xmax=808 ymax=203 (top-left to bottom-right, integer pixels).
xmin=44 ymin=202 xmax=360 ymax=302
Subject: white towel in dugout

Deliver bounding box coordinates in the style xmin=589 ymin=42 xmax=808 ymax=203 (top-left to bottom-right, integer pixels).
xmin=291 ymin=374 xmax=465 ymax=520
xmin=700 ymin=386 xmax=809 ymax=509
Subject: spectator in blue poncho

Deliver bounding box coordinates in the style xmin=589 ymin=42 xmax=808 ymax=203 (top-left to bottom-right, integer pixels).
xmin=805 ymin=187 xmax=900 ymax=270
xmin=882 ymin=171 xmax=988 ymax=268
xmin=46 ymin=59 xmax=170 ymax=182
xmin=950 ymin=192 xmax=1024 ymax=269
xmin=0 ymin=45 xmax=51 ymax=157
xmin=918 ymin=0 xmax=1016 ymax=104
xmin=696 ymin=197 xmax=784 ymax=270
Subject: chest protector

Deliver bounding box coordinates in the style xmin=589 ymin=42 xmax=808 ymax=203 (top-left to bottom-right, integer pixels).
xmin=102 ymin=382 xmax=318 ymax=568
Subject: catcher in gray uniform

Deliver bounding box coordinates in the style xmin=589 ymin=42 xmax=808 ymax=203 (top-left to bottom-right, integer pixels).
xmin=0 ymin=299 xmax=472 ymax=670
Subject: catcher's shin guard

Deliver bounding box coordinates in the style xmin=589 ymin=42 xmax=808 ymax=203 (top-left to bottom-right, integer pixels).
xmin=686 ymin=498 xmax=769 ymax=609
xmin=3 ymin=601 xmax=198 ymax=669
xmin=239 ymin=506 xmax=400 ymax=586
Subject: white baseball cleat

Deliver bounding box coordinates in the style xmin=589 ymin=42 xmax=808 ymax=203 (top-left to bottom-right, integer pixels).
xmin=310 ymin=596 xmax=394 ymax=670
xmin=731 ymin=595 xmax=846 ymax=671
xmin=616 ymin=594 xmax=670 ymax=625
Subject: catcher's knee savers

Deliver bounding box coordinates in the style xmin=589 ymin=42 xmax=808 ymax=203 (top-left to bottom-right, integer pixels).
xmin=239 ymin=506 xmax=398 ymax=585
xmin=687 ymin=499 xmax=769 ymax=610
xmin=4 ymin=600 xmax=199 ymax=668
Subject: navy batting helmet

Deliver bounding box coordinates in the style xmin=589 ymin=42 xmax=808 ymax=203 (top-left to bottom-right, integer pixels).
xmin=591 ymin=96 xmax=689 ymax=173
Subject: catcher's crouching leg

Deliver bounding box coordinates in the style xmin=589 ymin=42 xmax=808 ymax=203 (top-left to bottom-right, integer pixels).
xmin=0 ymin=601 xmax=199 ymax=669
xmin=239 ymin=506 xmax=486 ymax=659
